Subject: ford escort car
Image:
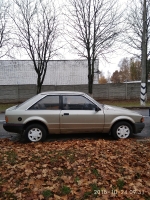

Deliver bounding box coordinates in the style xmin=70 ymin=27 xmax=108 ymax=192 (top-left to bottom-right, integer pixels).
xmin=3 ymin=91 xmax=145 ymax=142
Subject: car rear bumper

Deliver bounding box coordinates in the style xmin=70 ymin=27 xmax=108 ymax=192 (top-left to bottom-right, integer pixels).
xmin=134 ymin=122 xmax=145 ymax=134
xmin=3 ymin=123 xmax=24 ymax=134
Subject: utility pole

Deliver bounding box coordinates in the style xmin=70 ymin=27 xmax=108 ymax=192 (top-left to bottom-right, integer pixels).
xmin=140 ymin=0 xmax=147 ymax=106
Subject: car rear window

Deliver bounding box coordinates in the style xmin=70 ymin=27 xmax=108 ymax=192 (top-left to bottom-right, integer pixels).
xmin=29 ymin=95 xmax=60 ymax=110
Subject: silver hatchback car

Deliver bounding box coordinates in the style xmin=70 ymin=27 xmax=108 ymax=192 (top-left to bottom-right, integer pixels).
xmin=3 ymin=91 xmax=145 ymax=142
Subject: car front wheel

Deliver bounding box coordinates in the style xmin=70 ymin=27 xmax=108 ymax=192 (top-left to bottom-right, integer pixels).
xmin=112 ymin=121 xmax=132 ymax=139
xmin=24 ymin=124 xmax=47 ymax=142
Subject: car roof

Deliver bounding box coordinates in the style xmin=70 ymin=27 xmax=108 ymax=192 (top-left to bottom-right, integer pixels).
xmin=40 ymin=91 xmax=85 ymax=95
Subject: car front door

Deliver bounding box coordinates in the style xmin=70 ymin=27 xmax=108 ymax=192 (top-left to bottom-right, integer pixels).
xmin=60 ymin=95 xmax=104 ymax=133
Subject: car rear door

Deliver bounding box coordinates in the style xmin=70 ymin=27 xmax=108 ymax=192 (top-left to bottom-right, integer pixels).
xmin=60 ymin=95 xmax=104 ymax=133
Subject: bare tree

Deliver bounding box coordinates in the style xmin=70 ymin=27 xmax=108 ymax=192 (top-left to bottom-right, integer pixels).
xmin=118 ymin=57 xmax=130 ymax=82
xmin=130 ymin=57 xmax=141 ymax=81
xmin=111 ymin=70 xmax=122 ymax=83
xmin=111 ymin=57 xmax=142 ymax=82
xmin=0 ymin=0 xmax=10 ymax=58
xmin=11 ymin=0 xmax=59 ymax=93
xmin=65 ymin=0 xmax=122 ymax=95
xmin=125 ymin=0 xmax=150 ymax=105
xmin=99 ymin=72 xmax=107 ymax=84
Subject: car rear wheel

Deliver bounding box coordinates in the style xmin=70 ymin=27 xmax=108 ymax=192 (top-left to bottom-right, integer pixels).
xmin=24 ymin=124 xmax=47 ymax=142
xmin=112 ymin=121 xmax=132 ymax=139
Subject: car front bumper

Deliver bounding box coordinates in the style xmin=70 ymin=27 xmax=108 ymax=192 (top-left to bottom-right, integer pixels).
xmin=134 ymin=122 xmax=145 ymax=134
xmin=3 ymin=123 xmax=24 ymax=134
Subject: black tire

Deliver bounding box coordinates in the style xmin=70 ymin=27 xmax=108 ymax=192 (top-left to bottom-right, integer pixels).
xmin=24 ymin=123 xmax=47 ymax=142
xmin=112 ymin=121 xmax=133 ymax=140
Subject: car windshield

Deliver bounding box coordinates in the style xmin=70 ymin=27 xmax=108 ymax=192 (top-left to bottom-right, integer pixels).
xmin=85 ymin=94 xmax=102 ymax=108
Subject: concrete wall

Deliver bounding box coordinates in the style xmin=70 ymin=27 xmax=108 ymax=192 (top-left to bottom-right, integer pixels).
xmin=0 ymin=83 xmax=150 ymax=103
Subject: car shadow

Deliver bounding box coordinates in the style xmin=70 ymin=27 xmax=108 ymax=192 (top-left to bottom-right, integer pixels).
xmin=9 ymin=132 xmax=113 ymax=143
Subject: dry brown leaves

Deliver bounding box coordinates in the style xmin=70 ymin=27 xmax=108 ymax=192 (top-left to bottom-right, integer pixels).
xmin=0 ymin=138 xmax=150 ymax=200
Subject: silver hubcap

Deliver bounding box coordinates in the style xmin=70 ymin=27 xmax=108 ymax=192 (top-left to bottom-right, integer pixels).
xmin=116 ymin=125 xmax=130 ymax=138
xmin=28 ymin=128 xmax=42 ymax=142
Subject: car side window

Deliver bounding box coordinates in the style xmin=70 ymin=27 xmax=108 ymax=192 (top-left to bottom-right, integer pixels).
xmin=29 ymin=96 xmax=59 ymax=110
xmin=63 ymin=95 xmax=96 ymax=110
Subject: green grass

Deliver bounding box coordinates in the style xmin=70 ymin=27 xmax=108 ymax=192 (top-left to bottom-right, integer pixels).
xmin=5 ymin=150 xmax=18 ymax=165
xmin=42 ymin=190 xmax=53 ymax=198
xmin=116 ymin=179 xmax=125 ymax=190
xmin=0 ymin=104 xmax=16 ymax=112
xmin=91 ymin=168 xmax=100 ymax=178
xmin=61 ymin=185 xmax=71 ymax=195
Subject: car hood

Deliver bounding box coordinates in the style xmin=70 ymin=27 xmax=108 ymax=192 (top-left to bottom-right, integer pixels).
xmin=103 ymin=104 xmax=141 ymax=115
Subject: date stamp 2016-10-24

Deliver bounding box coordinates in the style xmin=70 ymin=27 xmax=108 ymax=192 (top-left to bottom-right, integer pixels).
xmin=94 ymin=189 xmax=145 ymax=195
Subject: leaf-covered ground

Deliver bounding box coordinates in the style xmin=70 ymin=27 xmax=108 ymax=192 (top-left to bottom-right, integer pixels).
xmin=0 ymin=138 xmax=150 ymax=200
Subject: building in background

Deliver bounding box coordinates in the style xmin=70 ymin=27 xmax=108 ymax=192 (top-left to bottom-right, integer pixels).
xmin=0 ymin=60 xmax=99 ymax=85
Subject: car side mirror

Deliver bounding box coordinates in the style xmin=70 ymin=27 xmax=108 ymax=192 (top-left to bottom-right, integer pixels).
xmin=95 ymin=106 xmax=100 ymax=112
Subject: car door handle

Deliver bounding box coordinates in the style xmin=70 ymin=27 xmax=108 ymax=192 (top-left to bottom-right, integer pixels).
xmin=63 ymin=113 xmax=69 ymax=116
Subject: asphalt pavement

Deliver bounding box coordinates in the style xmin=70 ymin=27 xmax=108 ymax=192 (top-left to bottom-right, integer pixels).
xmin=0 ymin=109 xmax=150 ymax=141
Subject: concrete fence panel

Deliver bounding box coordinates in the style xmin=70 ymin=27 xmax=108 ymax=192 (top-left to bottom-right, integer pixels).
xmin=109 ymin=84 xmax=126 ymax=99
xmin=0 ymin=83 xmax=150 ymax=103
xmin=93 ymin=84 xmax=108 ymax=99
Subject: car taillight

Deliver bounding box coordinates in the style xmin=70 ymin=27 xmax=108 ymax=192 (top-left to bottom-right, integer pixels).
xmin=140 ymin=117 xmax=144 ymax=123
xmin=5 ymin=116 xmax=8 ymax=123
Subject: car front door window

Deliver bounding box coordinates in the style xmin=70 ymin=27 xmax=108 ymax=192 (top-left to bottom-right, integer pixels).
xmin=62 ymin=95 xmax=96 ymax=110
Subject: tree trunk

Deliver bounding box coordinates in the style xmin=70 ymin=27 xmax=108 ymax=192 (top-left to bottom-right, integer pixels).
xmin=37 ymin=85 xmax=42 ymax=94
xmin=88 ymin=74 xmax=93 ymax=94
xmin=37 ymin=74 xmax=42 ymax=94
xmin=88 ymin=57 xmax=94 ymax=95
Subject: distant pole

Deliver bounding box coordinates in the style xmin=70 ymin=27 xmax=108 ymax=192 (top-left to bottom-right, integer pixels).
xmin=17 ymin=81 xmax=19 ymax=103
xmin=140 ymin=0 xmax=147 ymax=106
xmin=125 ymin=82 xmax=127 ymax=100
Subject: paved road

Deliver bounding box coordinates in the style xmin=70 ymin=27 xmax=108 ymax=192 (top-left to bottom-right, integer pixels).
xmin=0 ymin=109 xmax=150 ymax=141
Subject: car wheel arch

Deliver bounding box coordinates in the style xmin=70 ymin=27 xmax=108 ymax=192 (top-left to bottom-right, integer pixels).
xmin=110 ymin=119 xmax=134 ymax=134
xmin=24 ymin=120 xmax=49 ymax=135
